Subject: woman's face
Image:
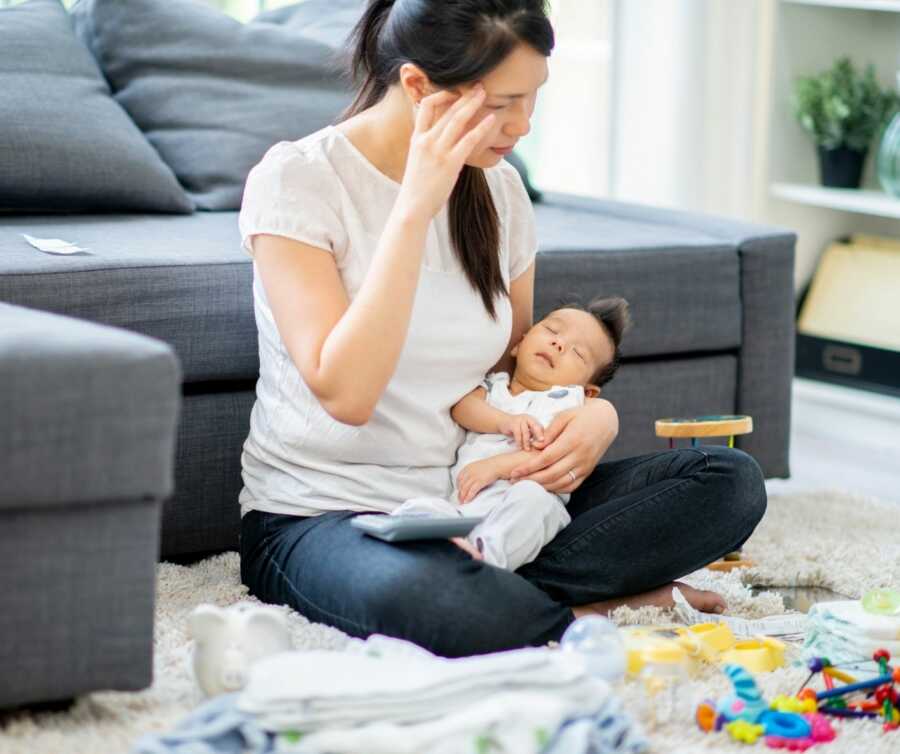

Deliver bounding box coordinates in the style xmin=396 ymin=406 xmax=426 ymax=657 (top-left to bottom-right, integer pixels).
xmin=422 ymin=43 xmax=549 ymax=169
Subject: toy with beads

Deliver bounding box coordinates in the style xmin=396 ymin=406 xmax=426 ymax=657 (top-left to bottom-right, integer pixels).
xmin=654 ymin=414 xmax=753 ymax=450
xmin=654 ymin=414 xmax=755 ymax=571
xmin=799 ymin=650 xmax=900 ymax=732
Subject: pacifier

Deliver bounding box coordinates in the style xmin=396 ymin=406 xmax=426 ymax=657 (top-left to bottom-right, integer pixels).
xmin=862 ymin=588 xmax=900 ymax=616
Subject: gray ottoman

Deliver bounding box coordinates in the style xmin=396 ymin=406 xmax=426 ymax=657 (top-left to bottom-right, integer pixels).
xmin=0 ymin=303 xmax=181 ymax=709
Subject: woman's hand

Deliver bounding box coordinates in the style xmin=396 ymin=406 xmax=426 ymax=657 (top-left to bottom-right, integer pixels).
xmin=497 ymin=412 xmax=545 ymax=451
xmin=507 ymin=400 xmax=619 ymax=494
xmin=397 ymin=85 xmax=497 ymax=220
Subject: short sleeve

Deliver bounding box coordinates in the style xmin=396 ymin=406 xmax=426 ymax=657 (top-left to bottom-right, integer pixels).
xmin=501 ymin=161 xmax=538 ymax=281
xmin=238 ymin=141 xmax=348 ymax=261
xmin=481 ymin=371 xmax=510 ymax=392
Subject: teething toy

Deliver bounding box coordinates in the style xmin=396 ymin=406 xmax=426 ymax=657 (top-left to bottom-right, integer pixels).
xmin=698 ymin=664 xmax=840 ymax=748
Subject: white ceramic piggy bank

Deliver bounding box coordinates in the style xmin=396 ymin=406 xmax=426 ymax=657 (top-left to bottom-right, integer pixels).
xmin=188 ymin=601 xmax=293 ymax=697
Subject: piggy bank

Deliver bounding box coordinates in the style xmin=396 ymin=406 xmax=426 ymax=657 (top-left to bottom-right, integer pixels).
xmin=187 ymin=602 xmax=293 ymax=697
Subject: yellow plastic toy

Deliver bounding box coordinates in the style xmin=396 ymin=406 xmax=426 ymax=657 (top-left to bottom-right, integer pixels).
xmin=770 ymin=694 xmax=817 ymax=714
xmin=620 ymin=627 xmax=697 ymax=677
xmin=725 ymin=719 xmax=765 ymax=744
xmin=720 ymin=637 xmax=786 ymax=674
xmin=623 ymin=623 xmax=785 ymax=675
xmin=675 ymin=622 xmax=735 ymax=661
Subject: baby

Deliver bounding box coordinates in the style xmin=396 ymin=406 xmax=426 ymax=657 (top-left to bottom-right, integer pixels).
xmin=392 ymin=296 xmax=632 ymax=570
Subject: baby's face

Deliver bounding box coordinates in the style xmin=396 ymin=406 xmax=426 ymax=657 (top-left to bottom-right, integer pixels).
xmin=512 ymin=308 xmax=614 ymax=389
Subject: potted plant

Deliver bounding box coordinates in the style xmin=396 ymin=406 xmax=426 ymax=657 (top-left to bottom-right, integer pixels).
xmin=792 ymin=56 xmax=900 ymax=189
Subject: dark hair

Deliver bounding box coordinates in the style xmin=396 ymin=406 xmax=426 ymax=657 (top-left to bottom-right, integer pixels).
xmin=335 ymin=0 xmax=555 ymax=320
xmin=554 ymin=296 xmax=632 ymax=387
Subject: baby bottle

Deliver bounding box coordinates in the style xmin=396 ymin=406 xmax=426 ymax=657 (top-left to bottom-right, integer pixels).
xmin=559 ymin=615 xmax=627 ymax=683
xmin=638 ymin=643 xmax=690 ymax=727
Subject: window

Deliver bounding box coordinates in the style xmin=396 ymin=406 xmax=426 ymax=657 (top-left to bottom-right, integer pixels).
xmin=519 ymin=0 xmax=614 ymax=199
xmin=204 ymin=0 xmax=308 ymax=23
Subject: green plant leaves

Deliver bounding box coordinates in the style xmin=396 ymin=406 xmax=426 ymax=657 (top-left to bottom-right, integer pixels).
xmin=791 ymin=56 xmax=900 ymax=151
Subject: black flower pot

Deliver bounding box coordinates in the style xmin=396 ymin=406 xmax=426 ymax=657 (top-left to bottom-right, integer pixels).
xmin=817 ymin=145 xmax=867 ymax=188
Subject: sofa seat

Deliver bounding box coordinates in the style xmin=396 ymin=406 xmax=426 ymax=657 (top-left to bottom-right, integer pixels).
xmin=0 ymin=193 xmax=746 ymax=385
xmin=0 ymin=212 xmax=256 ymax=384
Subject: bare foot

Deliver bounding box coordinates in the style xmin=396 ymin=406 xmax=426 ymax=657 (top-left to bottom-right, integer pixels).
xmin=571 ymin=581 xmax=726 ymax=619
xmin=450 ymin=537 xmax=483 ymax=560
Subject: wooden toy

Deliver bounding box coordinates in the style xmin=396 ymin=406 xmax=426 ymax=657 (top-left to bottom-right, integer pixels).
xmin=655 ymin=414 xmax=754 ymax=449
xmin=654 ymin=414 xmax=755 ymax=571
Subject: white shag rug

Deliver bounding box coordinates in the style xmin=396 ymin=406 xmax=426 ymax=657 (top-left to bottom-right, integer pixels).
xmin=1 ymin=489 xmax=899 ymax=754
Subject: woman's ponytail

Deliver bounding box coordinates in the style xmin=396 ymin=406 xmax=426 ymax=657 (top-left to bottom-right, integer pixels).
xmin=340 ymin=0 xmax=397 ymax=117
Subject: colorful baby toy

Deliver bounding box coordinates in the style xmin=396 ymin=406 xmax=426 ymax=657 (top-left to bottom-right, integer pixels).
xmin=698 ymin=649 xmax=900 ymax=746
xmin=696 ymin=664 xmax=837 ymax=749
xmin=800 ymin=650 xmax=900 ymax=731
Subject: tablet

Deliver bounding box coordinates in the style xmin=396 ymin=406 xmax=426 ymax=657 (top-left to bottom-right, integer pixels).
xmin=351 ymin=513 xmax=484 ymax=543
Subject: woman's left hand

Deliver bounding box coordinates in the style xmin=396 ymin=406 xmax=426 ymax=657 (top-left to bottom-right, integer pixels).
xmin=507 ymin=399 xmax=619 ymax=494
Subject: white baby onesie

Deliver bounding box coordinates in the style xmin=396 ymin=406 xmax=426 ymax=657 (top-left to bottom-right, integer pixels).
xmin=393 ymin=372 xmax=585 ymax=570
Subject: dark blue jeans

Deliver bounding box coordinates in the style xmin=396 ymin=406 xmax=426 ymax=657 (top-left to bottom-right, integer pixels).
xmin=240 ymin=446 xmax=766 ymax=657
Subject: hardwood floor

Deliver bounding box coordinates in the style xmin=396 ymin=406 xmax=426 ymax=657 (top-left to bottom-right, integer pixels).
xmin=764 ymin=377 xmax=900 ymax=506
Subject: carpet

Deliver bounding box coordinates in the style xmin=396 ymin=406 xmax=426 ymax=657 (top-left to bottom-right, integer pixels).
xmin=1 ymin=489 xmax=898 ymax=754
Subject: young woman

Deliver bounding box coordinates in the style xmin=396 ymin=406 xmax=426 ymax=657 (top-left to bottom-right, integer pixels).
xmin=238 ymin=0 xmax=767 ymax=657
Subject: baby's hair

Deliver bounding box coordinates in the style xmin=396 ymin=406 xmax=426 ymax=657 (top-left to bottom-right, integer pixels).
xmin=553 ymin=295 xmax=632 ymax=387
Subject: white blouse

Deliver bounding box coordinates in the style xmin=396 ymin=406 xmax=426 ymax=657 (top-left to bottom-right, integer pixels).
xmin=237 ymin=124 xmax=538 ymax=518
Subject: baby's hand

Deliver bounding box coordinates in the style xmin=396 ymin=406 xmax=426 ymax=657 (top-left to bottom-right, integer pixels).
xmin=497 ymin=413 xmax=545 ymax=450
xmin=457 ymin=458 xmax=502 ymax=504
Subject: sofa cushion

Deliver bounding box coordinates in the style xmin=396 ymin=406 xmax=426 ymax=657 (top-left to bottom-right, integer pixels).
xmin=534 ymin=193 xmax=743 ymax=358
xmin=0 ymin=213 xmax=254 ymax=383
xmin=71 ymin=0 xmax=356 ymax=211
xmin=0 ymin=0 xmax=193 ymax=215
xmin=0 ymin=197 xmax=743 ymax=384
xmin=0 ymin=302 xmax=181 ymax=509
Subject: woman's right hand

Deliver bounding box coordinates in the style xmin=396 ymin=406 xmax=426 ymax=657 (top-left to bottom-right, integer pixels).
xmin=397 ymin=85 xmax=496 ymax=219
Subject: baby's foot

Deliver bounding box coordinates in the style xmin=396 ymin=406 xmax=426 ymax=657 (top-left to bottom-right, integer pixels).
xmin=572 ymin=581 xmax=726 ymax=619
xmin=450 ymin=537 xmax=483 ymax=560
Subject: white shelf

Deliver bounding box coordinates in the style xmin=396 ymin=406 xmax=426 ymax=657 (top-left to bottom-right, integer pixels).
xmin=770 ymin=182 xmax=900 ymax=218
xmin=782 ymin=0 xmax=900 ymax=12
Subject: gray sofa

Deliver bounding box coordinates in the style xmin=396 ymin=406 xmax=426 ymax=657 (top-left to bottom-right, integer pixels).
xmin=0 ymin=0 xmax=797 ymax=709
xmin=1 ymin=199 xmax=797 ymax=558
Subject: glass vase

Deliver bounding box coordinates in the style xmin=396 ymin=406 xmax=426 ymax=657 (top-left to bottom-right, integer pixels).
xmin=876 ymin=109 xmax=900 ymax=198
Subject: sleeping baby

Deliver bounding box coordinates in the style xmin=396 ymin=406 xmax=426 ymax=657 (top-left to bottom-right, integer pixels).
xmin=392 ymin=297 xmax=632 ymax=570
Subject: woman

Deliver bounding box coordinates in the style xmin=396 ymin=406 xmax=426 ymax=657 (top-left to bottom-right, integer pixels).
xmin=238 ymin=0 xmax=767 ymax=657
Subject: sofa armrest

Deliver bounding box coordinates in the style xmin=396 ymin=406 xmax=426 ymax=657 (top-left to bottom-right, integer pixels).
xmin=540 ymin=193 xmax=797 ymax=478
xmin=0 ymin=302 xmax=182 ymax=509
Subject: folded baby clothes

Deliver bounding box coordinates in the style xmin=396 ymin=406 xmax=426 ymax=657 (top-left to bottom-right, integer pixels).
xmin=133 ymin=634 xmax=647 ymax=754
xmin=244 ymin=634 xmax=645 ymax=754
xmin=132 ymin=689 xmax=646 ymax=754
xmin=284 ymin=690 xmax=638 ymax=754
xmin=803 ymin=599 xmax=900 ymax=664
xmin=238 ymin=643 xmax=598 ymax=730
